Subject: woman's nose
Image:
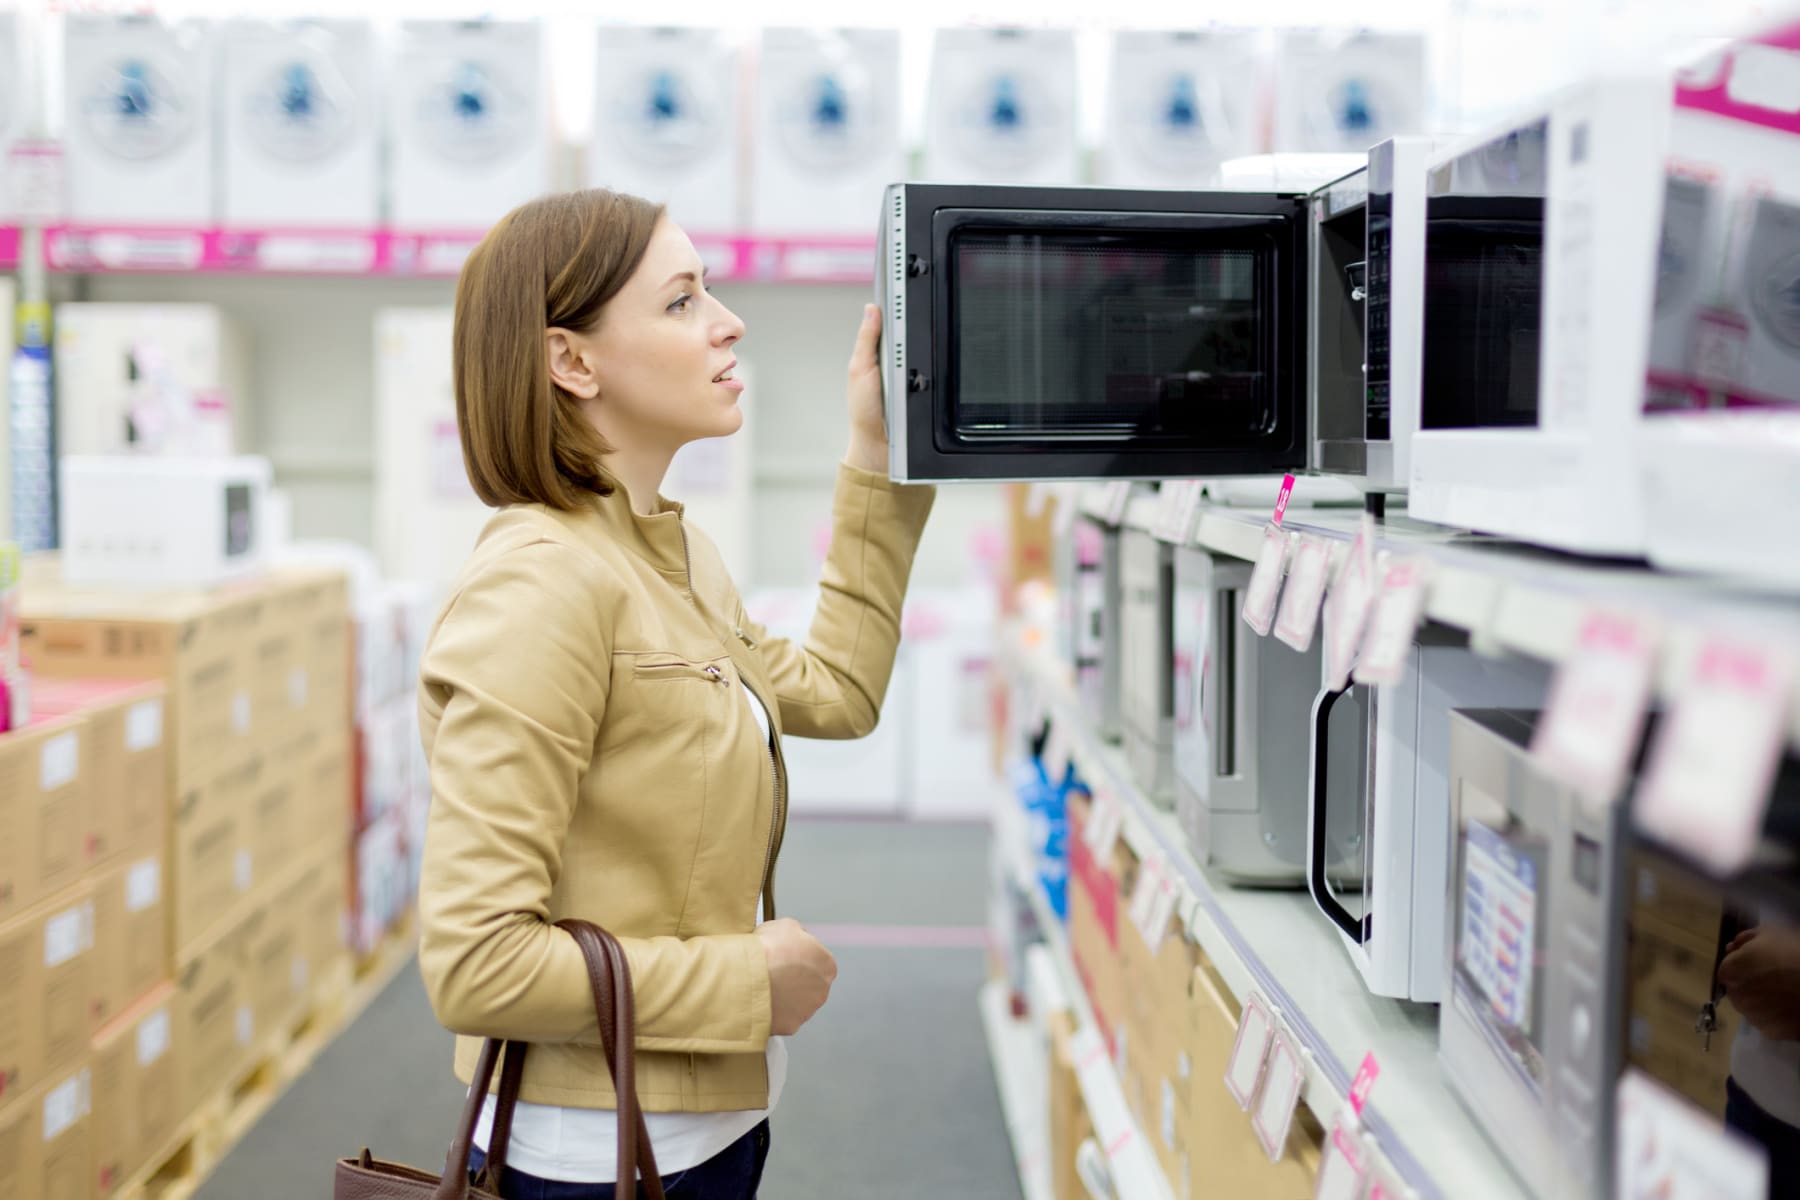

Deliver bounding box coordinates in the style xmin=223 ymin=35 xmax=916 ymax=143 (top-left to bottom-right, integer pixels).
xmin=715 ymin=303 xmax=745 ymax=346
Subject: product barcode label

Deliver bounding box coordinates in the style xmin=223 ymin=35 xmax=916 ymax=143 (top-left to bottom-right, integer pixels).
xmin=40 ymin=731 xmax=79 ymax=791
xmin=42 ymin=1070 xmax=89 ymax=1142
xmin=127 ymin=859 xmax=161 ymax=912
xmin=137 ymin=1009 xmax=171 ymax=1067
xmin=126 ymin=699 xmax=164 ymax=751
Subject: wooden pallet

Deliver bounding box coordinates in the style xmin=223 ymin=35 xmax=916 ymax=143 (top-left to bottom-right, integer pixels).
xmin=113 ymin=916 xmax=418 ymax=1200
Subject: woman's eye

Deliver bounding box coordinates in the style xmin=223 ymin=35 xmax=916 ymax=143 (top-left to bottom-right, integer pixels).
xmin=668 ymin=294 xmax=691 ymax=313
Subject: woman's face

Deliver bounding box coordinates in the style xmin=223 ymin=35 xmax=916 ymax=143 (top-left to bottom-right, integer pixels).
xmin=561 ymin=218 xmax=746 ymax=456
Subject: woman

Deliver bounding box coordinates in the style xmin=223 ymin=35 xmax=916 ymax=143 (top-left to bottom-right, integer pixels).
xmin=416 ymin=188 xmax=935 ymax=1199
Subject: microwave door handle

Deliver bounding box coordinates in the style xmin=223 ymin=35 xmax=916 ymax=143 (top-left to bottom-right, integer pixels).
xmin=1309 ymin=685 xmax=1369 ymax=944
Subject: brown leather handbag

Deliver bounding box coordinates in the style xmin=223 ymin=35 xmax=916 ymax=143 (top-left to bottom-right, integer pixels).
xmin=335 ymin=919 xmax=667 ymax=1200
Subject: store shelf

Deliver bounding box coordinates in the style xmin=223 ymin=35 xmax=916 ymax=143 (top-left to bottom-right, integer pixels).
xmin=1107 ymin=489 xmax=1800 ymax=753
xmin=1003 ymin=639 xmax=1530 ymax=1200
xmin=979 ymin=981 xmax=1056 ymax=1200
xmin=994 ymin=784 xmax=1176 ymax=1200
xmin=1 ymin=223 xmax=874 ymax=283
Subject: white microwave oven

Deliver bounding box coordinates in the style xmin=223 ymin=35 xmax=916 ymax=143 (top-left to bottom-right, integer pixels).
xmin=877 ymin=144 xmax=1432 ymax=489
xmin=1410 ymin=45 xmax=1800 ymax=556
xmin=1307 ymin=632 xmax=1546 ymax=1002
xmin=1439 ymin=708 xmax=1627 ymax=1200
xmin=1171 ymin=544 xmax=1328 ymax=885
xmin=1120 ymin=526 xmax=1175 ymax=805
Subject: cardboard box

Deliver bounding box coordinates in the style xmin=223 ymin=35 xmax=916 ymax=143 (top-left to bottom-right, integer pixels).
xmin=0 ymin=714 xmax=87 ymax=921
xmin=92 ymin=985 xmax=178 ymax=1198
xmin=1120 ymin=911 xmax=1200 ymax=1185
xmin=268 ymin=568 xmax=352 ymax=742
xmin=1631 ymin=851 xmax=1726 ymax=946
xmin=0 ymin=1061 xmax=93 ymax=1200
xmin=1047 ymin=1009 xmax=1095 ymax=1200
xmin=1626 ymin=919 xmax=1734 ymax=1119
xmin=297 ymin=847 xmax=349 ymax=977
xmin=92 ymin=853 xmax=168 ymax=1032
xmin=175 ymin=915 xmax=255 ymax=1118
xmin=1067 ymin=791 xmax=1130 ymax=1055
xmin=29 ymin=678 xmax=168 ymax=868
xmin=1180 ymin=960 xmax=1321 ymax=1198
xmin=0 ymin=885 xmax=96 ymax=1118
xmin=242 ymin=895 xmax=318 ymax=1048
xmin=303 ymin=732 xmax=353 ymax=857
xmin=171 ymin=756 xmax=261 ymax=963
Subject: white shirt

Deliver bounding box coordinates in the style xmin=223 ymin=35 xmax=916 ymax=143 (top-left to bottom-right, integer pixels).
xmin=475 ymin=683 xmax=789 ymax=1181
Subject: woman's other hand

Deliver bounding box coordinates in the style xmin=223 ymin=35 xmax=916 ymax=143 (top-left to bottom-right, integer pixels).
xmin=845 ymin=303 xmax=889 ymax=474
xmin=756 ymin=918 xmax=839 ymax=1036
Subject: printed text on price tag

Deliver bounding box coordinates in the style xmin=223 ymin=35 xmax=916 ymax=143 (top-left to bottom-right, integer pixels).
xmin=1637 ymin=637 xmax=1796 ymax=875
xmin=1532 ymin=610 xmax=1657 ymax=801
xmin=1353 ymin=559 xmax=1431 ymax=687
xmin=1274 ymin=536 xmax=1332 ymax=653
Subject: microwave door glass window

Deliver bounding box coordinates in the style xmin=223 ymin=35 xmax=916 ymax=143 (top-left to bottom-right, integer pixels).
xmin=1422 ymin=216 xmax=1544 ymax=428
xmin=1322 ymin=684 xmax=1372 ymax=928
xmin=949 ymin=231 xmax=1276 ymax=446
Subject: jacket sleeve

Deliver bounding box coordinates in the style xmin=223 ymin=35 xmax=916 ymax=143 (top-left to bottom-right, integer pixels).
xmin=416 ymin=538 xmax=771 ymax=1054
xmin=742 ymin=462 xmax=935 ymax=740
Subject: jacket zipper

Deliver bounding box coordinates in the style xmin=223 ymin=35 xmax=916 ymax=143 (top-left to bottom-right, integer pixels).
xmin=678 ymin=513 xmax=786 ymax=920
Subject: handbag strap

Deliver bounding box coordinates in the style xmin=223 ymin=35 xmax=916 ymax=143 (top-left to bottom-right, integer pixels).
xmin=461 ymin=920 xmax=666 ymax=1200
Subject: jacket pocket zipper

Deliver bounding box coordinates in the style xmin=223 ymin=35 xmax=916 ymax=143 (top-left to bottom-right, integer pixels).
xmin=632 ymin=660 xmax=730 ymax=685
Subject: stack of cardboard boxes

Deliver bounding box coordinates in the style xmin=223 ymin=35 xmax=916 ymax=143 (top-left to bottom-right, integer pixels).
xmin=1627 ymin=850 xmax=1736 ymax=1119
xmin=7 ymin=560 xmax=353 ymax=1197
xmin=1061 ymin=791 xmax=1322 ymax=1200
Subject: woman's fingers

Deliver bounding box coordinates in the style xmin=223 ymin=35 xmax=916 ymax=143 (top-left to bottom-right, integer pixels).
xmin=850 ymin=303 xmax=881 ymax=372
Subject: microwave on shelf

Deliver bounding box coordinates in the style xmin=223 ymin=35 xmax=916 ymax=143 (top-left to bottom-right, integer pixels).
xmin=1120 ymin=524 xmax=1176 ymax=804
xmin=1409 ymin=39 xmax=1800 ymax=557
xmin=1172 ymin=544 xmax=1330 ymax=885
xmin=1307 ymin=630 xmax=1545 ymax=1002
xmin=1438 ymin=708 xmax=1628 ymax=1200
xmin=876 ymin=144 xmax=1433 ymax=489
xmin=1068 ymin=510 xmax=1124 ymax=742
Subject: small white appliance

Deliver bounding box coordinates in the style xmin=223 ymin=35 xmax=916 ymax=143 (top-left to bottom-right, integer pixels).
xmin=590 ymin=26 xmax=742 ymax=235
xmin=218 ymin=19 xmax=379 ymax=228
xmin=53 ymin=303 xmax=251 ymax=459
xmin=1099 ymin=29 xmax=1262 ymax=189
xmin=63 ymin=15 xmax=215 ymax=224
xmin=923 ymin=28 xmax=1079 ymax=186
xmin=1274 ymin=30 xmax=1427 ymax=154
xmin=1412 ymin=31 xmax=1800 ymax=556
xmin=750 ymin=28 xmax=902 ymax=236
xmin=1307 ymin=633 xmax=1544 ymax=1001
xmin=373 ymin=307 xmax=491 ymax=589
xmin=59 ymin=455 xmax=271 ymax=588
xmin=1120 ymin=524 xmax=1175 ymax=805
xmin=1172 ymin=544 xmax=1326 ymax=886
xmin=388 ymin=20 xmax=550 ymax=231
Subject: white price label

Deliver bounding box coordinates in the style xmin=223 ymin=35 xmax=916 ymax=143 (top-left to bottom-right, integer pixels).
xmin=232 ymin=692 xmax=252 ymax=735
xmin=42 ymin=1071 xmax=89 ymax=1143
xmin=1637 ymin=637 xmax=1796 ymax=875
xmin=1024 ymin=483 xmax=1053 ymax=520
xmin=1323 ymin=521 xmax=1378 ymax=690
xmin=1154 ymin=481 xmax=1205 ymax=544
xmin=1161 ymin=1078 xmax=1179 ymax=1151
xmin=1274 ymin=536 xmax=1332 ymax=653
xmin=7 ymin=141 xmax=66 ymax=224
xmin=235 ymin=849 xmax=254 ymax=894
xmin=293 ymin=954 xmax=310 ymax=995
xmin=1084 ymin=785 xmax=1125 ymax=863
xmin=1532 ymin=610 xmax=1657 ymax=801
xmin=126 ymin=699 xmax=164 ymax=751
xmin=127 ymin=858 xmax=161 ymax=912
xmin=1252 ymin=1034 xmax=1306 ymax=1162
xmin=40 ymin=731 xmax=79 ymax=791
xmin=1051 ymin=484 xmax=1083 ymax=538
xmin=1100 ymin=480 xmax=1134 ymax=526
xmin=1041 ymin=720 xmax=1072 ymax=782
xmin=44 ymin=905 xmax=88 ymax=968
xmin=136 ymin=1009 xmax=172 ymax=1067
xmin=1127 ymin=855 xmax=1160 ymax=937
xmin=1224 ymin=995 xmax=1277 ymax=1110
xmin=237 ymin=1005 xmax=255 ymax=1047
xmin=1241 ymin=526 xmax=1290 ymax=638
xmin=1137 ymin=866 xmax=1181 ymax=952
xmin=1353 ymin=559 xmax=1431 ymax=687
xmin=1616 ymin=1068 xmax=1768 ymax=1199
xmin=1315 ymin=1119 xmax=1370 ymax=1200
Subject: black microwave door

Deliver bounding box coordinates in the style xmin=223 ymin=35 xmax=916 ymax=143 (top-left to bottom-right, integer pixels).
xmin=909 ymin=190 xmax=1308 ymax=481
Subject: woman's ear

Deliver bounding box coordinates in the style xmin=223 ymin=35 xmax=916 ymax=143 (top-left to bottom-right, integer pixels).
xmin=547 ymin=328 xmax=601 ymax=400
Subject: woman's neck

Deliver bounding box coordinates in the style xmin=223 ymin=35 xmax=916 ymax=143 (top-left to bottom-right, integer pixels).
xmin=603 ymin=448 xmax=675 ymax=517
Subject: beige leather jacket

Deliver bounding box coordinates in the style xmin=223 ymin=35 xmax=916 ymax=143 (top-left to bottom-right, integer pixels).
xmin=416 ymin=463 xmax=935 ymax=1112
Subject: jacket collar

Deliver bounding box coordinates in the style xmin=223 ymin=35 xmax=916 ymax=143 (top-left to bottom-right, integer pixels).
xmin=584 ymin=470 xmax=689 ymax=581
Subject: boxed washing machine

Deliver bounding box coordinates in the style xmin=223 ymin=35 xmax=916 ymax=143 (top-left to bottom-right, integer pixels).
xmin=924 ymin=28 xmax=1079 ymax=186
xmin=1099 ymin=29 xmax=1263 ymax=188
xmin=374 ymin=307 xmax=491 ymax=588
xmin=590 ymin=26 xmax=742 ymax=235
xmin=1273 ymin=30 xmax=1426 ymax=154
xmin=218 ymin=19 xmax=379 ymax=228
xmin=388 ymin=20 xmax=551 ymax=231
xmin=53 ymin=303 xmax=251 ymax=459
xmin=750 ymin=28 xmax=903 ymax=235
xmin=63 ymin=15 xmax=215 ymax=224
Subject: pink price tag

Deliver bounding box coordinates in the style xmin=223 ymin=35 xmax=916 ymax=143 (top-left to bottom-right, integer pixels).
xmin=1275 ymin=536 xmax=1332 ymax=653
xmin=1637 ymin=637 xmax=1796 ymax=876
xmin=1314 ymin=1121 xmax=1369 ymax=1200
xmin=1349 ymin=1052 xmax=1380 ymax=1116
xmin=1224 ymin=996 xmax=1277 ymax=1110
xmin=1271 ymin=474 xmax=1297 ymax=527
xmin=1532 ymin=610 xmax=1658 ymax=802
xmin=1252 ymin=1034 xmax=1306 ymax=1162
xmin=1353 ymin=559 xmax=1431 ymax=688
xmin=1242 ymin=526 xmax=1290 ymax=638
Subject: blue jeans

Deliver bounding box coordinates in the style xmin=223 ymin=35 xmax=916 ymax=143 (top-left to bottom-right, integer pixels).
xmin=468 ymin=1120 xmax=770 ymax=1200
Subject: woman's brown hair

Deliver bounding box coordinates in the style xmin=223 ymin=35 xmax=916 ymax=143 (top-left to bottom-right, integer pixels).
xmin=453 ymin=188 xmax=666 ymax=509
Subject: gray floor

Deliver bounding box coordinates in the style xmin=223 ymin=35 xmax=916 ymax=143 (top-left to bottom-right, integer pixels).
xmin=198 ymin=818 xmax=1023 ymax=1199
